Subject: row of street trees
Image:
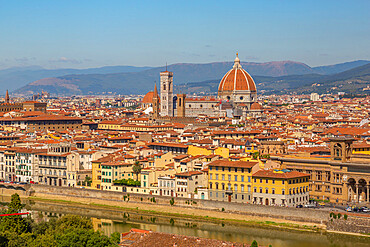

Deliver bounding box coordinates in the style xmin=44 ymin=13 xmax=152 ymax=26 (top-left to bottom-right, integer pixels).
xmin=0 ymin=193 xmax=120 ymax=247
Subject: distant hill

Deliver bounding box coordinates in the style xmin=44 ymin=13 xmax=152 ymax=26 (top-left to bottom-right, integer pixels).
xmin=12 ymin=60 xmax=370 ymax=96
xmin=294 ymin=63 xmax=370 ymax=94
xmin=312 ymin=60 xmax=370 ymax=75
xmin=177 ymin=63 xmax=370 ymax=95
xmin=0 ymin=65 xmax=153 ymax=94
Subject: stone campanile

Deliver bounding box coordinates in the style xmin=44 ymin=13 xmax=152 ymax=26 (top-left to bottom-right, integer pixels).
xmin=160 ymin=70 xmax=173 ymax=116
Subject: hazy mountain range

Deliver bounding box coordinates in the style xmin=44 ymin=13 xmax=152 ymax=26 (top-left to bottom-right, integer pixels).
xmin=5 ymin=59 xmax=370 ymax=96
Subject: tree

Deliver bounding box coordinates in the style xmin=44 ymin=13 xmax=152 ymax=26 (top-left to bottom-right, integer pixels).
xmin=250 ymin=240 xmax=259 ymax=247
xmin=54 ymin=215 xmax=93 ymax=233
xmin=55 ymin=228 xmax=115 ymax=247
xmin=132 ymin=161 xmax=142 ymax=181
xmin=8 ymin=193 xmax=23 ymax=213
xmin=84 ymin=176 xmax=92 ymax=187
xmin=0 ymin=193 xmax=30 ymax=235
xmin=110 ymin=232 xmax=120 ymax=244
xmin=252 ymin=152 xmax=260 ymax=160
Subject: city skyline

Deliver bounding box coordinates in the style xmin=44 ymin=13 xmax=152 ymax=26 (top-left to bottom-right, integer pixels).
xmin=0 ymin=0 xmax=369 ymax=70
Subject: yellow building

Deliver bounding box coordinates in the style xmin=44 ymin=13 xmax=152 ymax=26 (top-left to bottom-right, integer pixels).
xmin=252 ymin=169 xmax=309 ymax=207
xmin=188 ymin=145 xmax=229 ymax=158
xmin=208 ymin=160 xmax=259 ymax=203
xmin=91 ymin=156 xmax=112 ymax=190
xmin=100 ymin=161 xmax=136 ymax=191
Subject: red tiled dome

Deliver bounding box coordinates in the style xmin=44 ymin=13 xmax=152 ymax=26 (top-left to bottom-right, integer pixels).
xmin=218 ymin=54 xmax=256 ymax=94
xmin=142 ymin=91 xmax=154 ymax=104
xmin=251 ymin=102 xmax=263 ymax=110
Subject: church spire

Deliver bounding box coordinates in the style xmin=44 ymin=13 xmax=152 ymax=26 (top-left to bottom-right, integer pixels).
xmin=5 ymin=90 xmax=9 ymax=103
xmin=153 ymin=82 xmax=158 ymax=97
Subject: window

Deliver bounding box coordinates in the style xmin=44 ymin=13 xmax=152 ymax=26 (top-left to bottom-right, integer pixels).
xmin=216 ymin=174 xmax=219 ymax=180
xmin=259 ymin=187 xmax=262 ymax=193
xmin=254 ymin=187 xmax=257 ymax=193
xmin=234 ymin=184 xmax=238 ymax=192
xmin=248 ymin=176 xmax=251 ymax=182
xmin=241 ymin=175 xmax=244 ymax=182
xmin=265 ymin=188 xmax=268 ymax=194
xmin=209 ymin=182 xmax=213 ymax=189
xmin=222 ymin=174 xmax=225 ymax=180
xmin=272 ymin=179 xmax=275 ymax=184
xmin=272 ymin=188 xmax=275 ymax=194
xmin=234 ymin=175 xmax=238 ymax=181
xmin=210 ymin=174 xmax=213 ymax=180
xmin=266 ymin=179 xmax=268 ymax=184
xmin=282 ymin=189 xmax=285 ymax=195
xmin=228 ymin=175 xmax=231 ymax=181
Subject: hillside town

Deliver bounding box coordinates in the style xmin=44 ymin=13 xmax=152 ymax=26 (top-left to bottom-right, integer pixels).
xmin=0 ymin=56 xmax=369 ymax=209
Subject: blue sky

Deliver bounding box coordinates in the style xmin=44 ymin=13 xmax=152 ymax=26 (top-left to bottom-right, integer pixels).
xmin=0 ymin=0 xmax=369 ymax=69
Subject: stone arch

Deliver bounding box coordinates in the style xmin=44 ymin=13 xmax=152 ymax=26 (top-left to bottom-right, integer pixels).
xmin=358 ymin=178 xmax=368 ymax=203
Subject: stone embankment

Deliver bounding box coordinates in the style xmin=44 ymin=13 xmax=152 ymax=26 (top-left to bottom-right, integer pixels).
xmin=1 ymin=184 xmax=369 ymax=235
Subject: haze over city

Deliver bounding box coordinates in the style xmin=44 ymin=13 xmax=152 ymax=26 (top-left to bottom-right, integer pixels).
xmin=1 ymin=0 xmax=369 ymax=70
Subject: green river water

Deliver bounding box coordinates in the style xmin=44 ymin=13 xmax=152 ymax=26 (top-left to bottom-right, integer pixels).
xmin=1 ymin=196 xmax=369 ymax=247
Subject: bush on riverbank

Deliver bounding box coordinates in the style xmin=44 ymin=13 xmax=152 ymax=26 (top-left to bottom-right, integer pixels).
xmin=0 ymin=193 xmax=119 ymax=247
xmin=113 ymin=178 xmax=140 ymax=187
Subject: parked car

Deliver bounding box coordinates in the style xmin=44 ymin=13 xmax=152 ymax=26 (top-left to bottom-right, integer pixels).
xmin=362 ymin=207 xmax=370 ymax=213
xmin=296 ymin=205 xmax=303 ymax=208
xmin=304 ymin=204 xmax=316 ymax=208
xmin=318 ymin=202 xmax=325 ymax=206
xmin=345 ymin=207 xmax=352 ymax=212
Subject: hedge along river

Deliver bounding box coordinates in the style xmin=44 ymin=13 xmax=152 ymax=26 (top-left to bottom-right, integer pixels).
xmin=1 ymin=196 xmax=369 ymax=247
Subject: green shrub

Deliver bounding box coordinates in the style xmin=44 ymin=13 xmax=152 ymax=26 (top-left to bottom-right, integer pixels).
xmin=170 ymin=198 xmax=175 ymax=206
xmin=221 ymin=208 xmax=225 ymax=212
xmin=250 ymin=240 xmax=258 ymax=247
xmin=344 ymin=214 xmax=348 ymax=220
xmin=333 ymin=214 xmax=337 ymax=219
xmin=337 ymin=213 xmax=341 ymax=219
xmin=330 ymin=212 xmax=334 ymax=218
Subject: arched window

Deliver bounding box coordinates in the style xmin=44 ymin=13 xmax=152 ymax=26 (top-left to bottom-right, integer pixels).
xmin=265 ymin=188 xmax=269 ymax=194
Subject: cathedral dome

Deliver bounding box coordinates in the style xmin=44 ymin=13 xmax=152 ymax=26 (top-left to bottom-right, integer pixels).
xmin=218 ymin=54 xmax=256 ymax=96
xmin=142 ymin=91 xmax=154 ymax=104
xmin=250 ymin=102 xmax=263 ymax=111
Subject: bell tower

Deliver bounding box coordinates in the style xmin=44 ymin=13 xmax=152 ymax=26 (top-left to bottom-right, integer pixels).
xmin=330 ymin=137 xmax=354 ymax=162
xmin=5 ymin=90 xmax=9 ymax=103
xmin=152 ymin=83 xmax=160 ymax=118
xmin=160 ymin=68 xmax=173 ymax=117
xmin=177 ymin=94 xmax=186 ymax=117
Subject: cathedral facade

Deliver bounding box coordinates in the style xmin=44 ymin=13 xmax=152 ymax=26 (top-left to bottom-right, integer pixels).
xmin=144 ymin=54 xmax=262 ymax=118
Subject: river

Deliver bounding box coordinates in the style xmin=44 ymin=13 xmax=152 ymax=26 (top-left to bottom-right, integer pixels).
xmin=1 ymin=196 xmax=369 ymax=247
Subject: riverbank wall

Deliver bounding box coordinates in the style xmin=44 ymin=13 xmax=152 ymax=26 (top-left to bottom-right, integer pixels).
xmin=28 ymin=184 xmax=328 ymax=224
xmin=2 ymin=184 xmax=369 ymax=235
